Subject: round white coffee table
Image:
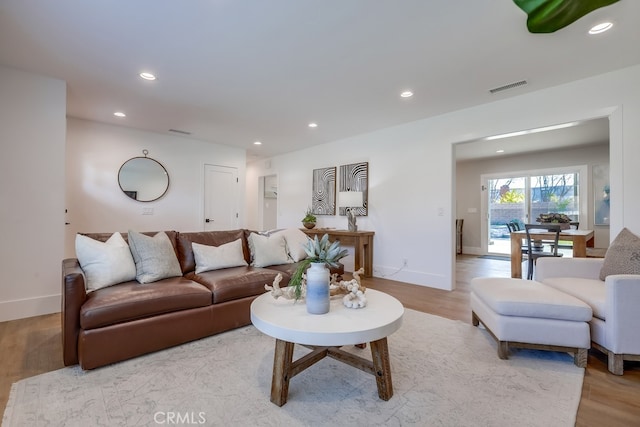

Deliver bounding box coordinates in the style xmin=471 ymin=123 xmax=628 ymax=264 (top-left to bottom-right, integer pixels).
xmin=251 ymin=289 xmax=404 ymax=406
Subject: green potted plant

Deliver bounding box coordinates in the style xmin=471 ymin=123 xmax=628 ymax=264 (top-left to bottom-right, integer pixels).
xmin=301 ymin=207 xmax=317 ymax=229
xmin=290 ymin=234 xmax=349 ymax=303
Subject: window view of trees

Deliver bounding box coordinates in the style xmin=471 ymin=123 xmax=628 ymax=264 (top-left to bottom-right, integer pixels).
xmin=490 ymin=174 xmax=578 ymax=220
xmin=488 ymin=172 xmax=580 ymax=253
xmin=530 ymin=173 xmax=578 ymax=221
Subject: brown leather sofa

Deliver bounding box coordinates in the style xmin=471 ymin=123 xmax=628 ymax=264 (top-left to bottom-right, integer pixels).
xmin=62 ymin=229 xmax=343 ymax=370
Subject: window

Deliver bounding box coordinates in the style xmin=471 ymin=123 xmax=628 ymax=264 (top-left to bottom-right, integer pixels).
xmin=484 ymin=166 xmax=585 ymax=255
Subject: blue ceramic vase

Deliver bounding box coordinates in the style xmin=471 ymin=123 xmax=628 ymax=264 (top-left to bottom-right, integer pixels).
xmin=305 ymin=262 xmax=330 ymax=314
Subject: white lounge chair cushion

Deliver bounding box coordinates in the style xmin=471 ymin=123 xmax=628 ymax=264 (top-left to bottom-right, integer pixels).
xmin=541 ymin=277 xmax=606 ymax=320
xmin=471 ymin=277 xmax=592 ymax=322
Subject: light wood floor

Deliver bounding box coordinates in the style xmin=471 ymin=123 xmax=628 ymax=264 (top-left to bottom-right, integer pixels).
xmin=1 ymin=255 xmax=639 ymax=425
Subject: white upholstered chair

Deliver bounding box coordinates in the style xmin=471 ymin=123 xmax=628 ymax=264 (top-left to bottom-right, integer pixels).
xmin=535 ymin=257 xmax=640 ymax=375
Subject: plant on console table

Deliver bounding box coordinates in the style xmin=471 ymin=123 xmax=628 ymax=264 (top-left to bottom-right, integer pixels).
xmin=301 ymin=207 xmax=317 ymax=229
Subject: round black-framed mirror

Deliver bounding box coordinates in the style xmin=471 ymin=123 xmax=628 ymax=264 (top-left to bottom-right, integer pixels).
xmin=118 ymin=152 xmax=169 ymax=202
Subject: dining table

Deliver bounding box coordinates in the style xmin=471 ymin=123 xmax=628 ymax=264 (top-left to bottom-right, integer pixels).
xmin=510 ymin=228 xmax=595 ymax=278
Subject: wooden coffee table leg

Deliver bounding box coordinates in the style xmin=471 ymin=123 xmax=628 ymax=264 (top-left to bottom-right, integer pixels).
xmin=271 ymin=339 xmax=294 ymax=406
xmin=370 ymin=337 xmax=393 ymax=400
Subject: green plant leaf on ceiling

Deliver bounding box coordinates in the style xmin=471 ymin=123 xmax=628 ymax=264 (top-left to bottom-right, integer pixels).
xmin=513 ymin=0 xmax=620 ymax=33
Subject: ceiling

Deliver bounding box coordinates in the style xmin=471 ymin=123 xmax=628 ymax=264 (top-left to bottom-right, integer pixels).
xmin=1 ymin=1 xmax=638 ymax=161
xmin=455 ymin=117 xmax=610 ymax=161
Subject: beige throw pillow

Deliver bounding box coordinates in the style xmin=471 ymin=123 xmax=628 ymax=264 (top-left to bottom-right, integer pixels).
xmin=75 ymin=232 xmax=136 ymax=292
xmin=273 ymin=228 xmax=311 ymax=262
xmin=192 ymin=239 xmax=248 ymax=274
xmin=128 ymin=230 xmax=182 ymax=283
xmin=248 ymin=232 xmax=292 ymax=267
xmin=599 ymin=228 xmax=640 ymax=280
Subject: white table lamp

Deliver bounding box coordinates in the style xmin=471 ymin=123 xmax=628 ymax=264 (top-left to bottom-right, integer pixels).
xmin=338 ymin=191 xmax=364 ymax=231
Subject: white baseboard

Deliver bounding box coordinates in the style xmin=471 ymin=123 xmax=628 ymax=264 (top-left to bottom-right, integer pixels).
xmin=372 ymin=265 xmax=452 ymax=291
xmin=461 ymin=246 xmax=482 ymax=255
xmin=0 ymin=294 xmax=61 ymax=322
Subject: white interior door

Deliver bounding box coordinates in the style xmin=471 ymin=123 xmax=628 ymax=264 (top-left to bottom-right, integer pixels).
xmin=203 ymin=164 xmax=238 ymax=231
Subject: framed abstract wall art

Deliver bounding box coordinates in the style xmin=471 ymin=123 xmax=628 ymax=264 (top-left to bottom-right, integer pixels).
xmin=339 ymin=162 xmax=368 ymax=216
xmin=311 ymin=166 xmax=336 ymax=215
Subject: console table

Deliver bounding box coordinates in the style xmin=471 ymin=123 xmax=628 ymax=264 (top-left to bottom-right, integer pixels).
xmin=301 ymin=229 xmax=375 ymax=277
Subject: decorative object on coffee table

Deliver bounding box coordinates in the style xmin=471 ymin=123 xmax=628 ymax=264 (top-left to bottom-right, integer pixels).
xmin=341 ymin=277 xmax=367 ymax=308
xmin=301 ymin=207 xmax=316 ymax=229
xmin=291 ymin=234 xmax=348 ymax=313
xmin=305 ymin=262 xmax=331 ymax=314
xmin=265 ymin=268 xmax=367 ymax=308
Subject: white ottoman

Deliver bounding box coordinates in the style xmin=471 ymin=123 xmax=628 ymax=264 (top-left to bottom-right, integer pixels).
xmin=470 ymin=277 xmax=592 ymax=367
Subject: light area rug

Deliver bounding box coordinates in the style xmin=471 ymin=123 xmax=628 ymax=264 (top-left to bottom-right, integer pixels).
xmin=3 ymin=309 xmax=584 ymax=427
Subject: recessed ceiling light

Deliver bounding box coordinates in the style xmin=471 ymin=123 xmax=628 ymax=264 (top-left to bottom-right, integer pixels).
xmin=589 ymin=22 xmax=613 ymax=35
xmin=400 ymin=91 xmax=413 ymax=98
xmin=139 ymin=72 xmax=157 ymax=81
xmin=308 ymin=122 xmax=318 ymax=128
xmin=254 ymin=141 xmax=262 ymax=145
xmin=496 ymin=149 xmax=505 ymax=154
xmin=113 ymin=111 xmax=126 ymax=117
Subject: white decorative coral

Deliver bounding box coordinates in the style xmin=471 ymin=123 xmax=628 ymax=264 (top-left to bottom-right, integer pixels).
xmin=341 ymin=282 xmax=367 ymax=309
xmin=265 ymin=267 xmax=367 ymax=308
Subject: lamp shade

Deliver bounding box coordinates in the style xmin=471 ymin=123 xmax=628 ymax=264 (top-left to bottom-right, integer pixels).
xmin=338 ymin=191 xmax=363 ymax=208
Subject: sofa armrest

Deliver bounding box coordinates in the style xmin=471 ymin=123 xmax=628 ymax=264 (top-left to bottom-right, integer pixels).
xmin=535 ymin=257 xmax=604 ymax=281
xmin=62 ymin=258 xmax=87 ymax=366
xmin=605 ymin=274 xmax=640 ymax=354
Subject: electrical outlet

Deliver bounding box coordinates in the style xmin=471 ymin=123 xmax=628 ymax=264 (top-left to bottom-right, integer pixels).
xmin=142 ymin=207 xmax=154 ymax=215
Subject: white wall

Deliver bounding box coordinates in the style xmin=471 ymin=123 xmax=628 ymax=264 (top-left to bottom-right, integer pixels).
xmin=456 ymin=144 xmax=610 ymax=254
xmin=262 ymin=175 xmax=278 ymax=230
xmin=247 ymin=64 xmax=640 ymax=291
xmin=0 ymin=66 xmax=66 ymax=321
xmin=65 ymin=118 xmax=247 ymax=258
xmin=247 ymin=124 xmax=454 ymax=289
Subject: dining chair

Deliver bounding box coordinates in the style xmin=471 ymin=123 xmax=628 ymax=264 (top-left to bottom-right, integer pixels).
xmin=524 ymin=223 xmax=563 ymax=280
xmin=507 ymin=221 xmax=531 ymax=268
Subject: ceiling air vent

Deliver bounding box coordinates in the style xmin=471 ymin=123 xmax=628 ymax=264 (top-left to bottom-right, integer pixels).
xmin=489 ymin=80 xmax=528 ymax=94
xmin=168 ymin=128 xmax=192 ymax=135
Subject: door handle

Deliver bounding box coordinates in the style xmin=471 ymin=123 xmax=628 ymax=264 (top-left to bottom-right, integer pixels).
xmin=205 ymin=218 xmax=212 ymax=223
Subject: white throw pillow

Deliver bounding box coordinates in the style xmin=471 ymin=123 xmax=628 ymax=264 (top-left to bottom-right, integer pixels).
xmin=192 ymin=239 xmax=248 ymax=274
xmin=75 ymin=232 xmax=136 ymax=292
xmin=128 ymin=230 xmax=183 ymax=284
xmin=273 ymin=228 xmax=311 ymax=262
xmin=248 ymin=233 xmax=292 ymax=267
